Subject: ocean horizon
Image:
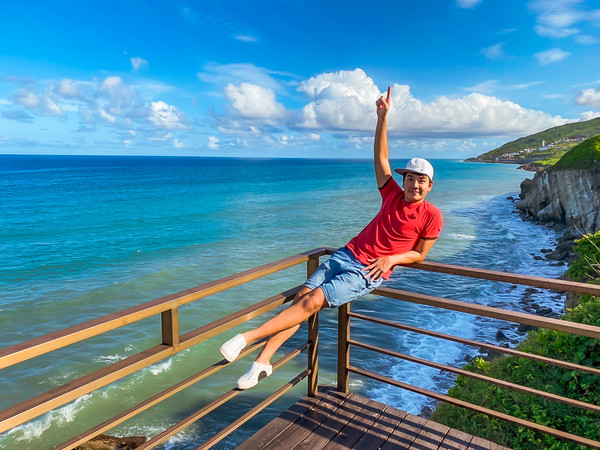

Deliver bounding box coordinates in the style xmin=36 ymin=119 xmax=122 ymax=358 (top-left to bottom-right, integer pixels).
xmin=0 ymin=154 xmax=567 ymax=449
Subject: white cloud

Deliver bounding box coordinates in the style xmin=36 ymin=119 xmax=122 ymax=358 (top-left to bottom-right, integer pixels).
xmin=463 ymin=80 xmax=499 ymax=95
xmin=481 ymin=43 xmax=505 ymax=60
xmin=173 ymin=138 xmax=184 ymax=148
xmin=148 ymin=101 xmax=191 ymax=129
xmin=581 ymin=111 xmax=600 ymax=120
xmin=298 ymin=69 xmax=381 ymax=130
xmin=457 ymin=0 xmax=481 ymax=8
xmin=198 ymin=63 xmax=290 ymax=92
xmin=574 ymin=34 xmax=597 ymax=44
xmin=294 ymin=69 xmax=569 ymax=138
xmin=224 ymin=82 xmax=285 ymax=120
xmin=14 ymin=89 xmax=39 ymax=108
xmin=13 ymin=88 xmax=64 ymax=117
xmin=234 ymin=35 xmax=258 ymax=42
xmin=529 ymin=0 xmax=600 ymax=39
xmin=207 ymin=136 xmax=219 ymax=149
xmin=575 ymin=88 xmax=600 ymax=106
xmin=54 ymin=79 xmax=80 ymax=98
xmin=534 ymin=48 xmax=570 ymax=65
xmin=130 ymin=57 xmax=148 ymax=72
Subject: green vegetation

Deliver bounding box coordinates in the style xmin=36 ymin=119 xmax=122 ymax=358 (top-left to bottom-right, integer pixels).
xmin=550 ymin=135 xmax=600 ymax=171
xmin=466 ymin=117 xmax=600 ymax=168
xmin=431 ymin=232 xmax=600 ymax=449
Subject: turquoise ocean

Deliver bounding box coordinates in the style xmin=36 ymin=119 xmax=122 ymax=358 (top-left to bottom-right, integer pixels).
xmin=0 ymin=155 xmax=567 ymax=449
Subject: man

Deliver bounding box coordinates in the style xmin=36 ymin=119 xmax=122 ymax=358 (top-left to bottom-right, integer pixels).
xmin=219 ymin=86 xmax=443 ymax=389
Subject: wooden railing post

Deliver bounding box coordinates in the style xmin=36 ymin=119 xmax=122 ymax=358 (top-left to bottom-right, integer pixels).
xmin=161 ymin=308 xmax=180 ymax=348
xmin=337 ymin=303 xmax=350 ymax=393
xmin=307 ymin=255 xmax=320 ymax=397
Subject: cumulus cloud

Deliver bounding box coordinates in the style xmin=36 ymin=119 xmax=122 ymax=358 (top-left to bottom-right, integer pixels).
xmin=457 ymin=0 xmax=481 ymax=8
xmin=581 ymin=111 xmax=600 ymax=120
xmin=13 ymin=88 xmax=65 ymax=117
xmin=575 ymin=87 xmax=600 ymax=106
xmin=298 ymin=69 xmax=381 ymax=130
xmin=207 ymin=136 xmax=219 ymax=149
xmin=534 ymin=48 xmax=570 ymax=65
xmin=295 ymin=69 xmax=569 ymax=138
xmin=224 ymin=82 xmax=285 ymax=120
xmin=148 ymin=101 xmax=191 ymax=129
xmin=130 ymin=57 xmax=148 ymax=72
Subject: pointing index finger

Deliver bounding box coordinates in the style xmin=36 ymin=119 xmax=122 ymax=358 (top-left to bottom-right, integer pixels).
xmin=386 ymin=85 xmax=391 ymax=102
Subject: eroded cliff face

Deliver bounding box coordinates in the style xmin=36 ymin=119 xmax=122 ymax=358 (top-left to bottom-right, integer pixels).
xmin=517 ymin=168 xmax=600 ymax=233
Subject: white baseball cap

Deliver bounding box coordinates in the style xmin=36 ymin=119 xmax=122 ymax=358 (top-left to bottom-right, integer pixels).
xmin=394 ymin=158 xmax=434 ymax=181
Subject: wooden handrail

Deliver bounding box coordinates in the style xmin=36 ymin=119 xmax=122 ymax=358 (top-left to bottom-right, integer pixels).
xmin=411 ymin=260 xmax=600 ymax=296
xmin=374 ymin=286 xmax=600 ymax=339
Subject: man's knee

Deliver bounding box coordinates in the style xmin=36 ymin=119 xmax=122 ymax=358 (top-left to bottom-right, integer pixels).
xmin=299 ymin=289 xmax=326 ymax=313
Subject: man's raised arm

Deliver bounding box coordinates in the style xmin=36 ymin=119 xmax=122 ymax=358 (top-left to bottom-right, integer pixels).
xmin=374 ymin=86 xmax=393 ymax=188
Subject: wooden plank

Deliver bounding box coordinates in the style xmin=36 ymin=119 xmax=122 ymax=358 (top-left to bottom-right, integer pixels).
xmin=322 ymin=395 xmax=379 ymax=449
xmin=261 ymin=390 xmax=349 ymax=450
xmin=439 ymin=427 xmax=474 ymax=450
xmin=467 ymin=435 xmax=499 ymax=449
xmin=237 ymin=396 xmax=320 ymax=449
xmin=409 ymin=419 xmax=450 ymax=449
xmin=351 ymin=404 xmax=406 ymax=449
xmin=381 ymin=413 xmax=428 ymax=449
xmin=292 ymin=391 xmax=360 ymax=450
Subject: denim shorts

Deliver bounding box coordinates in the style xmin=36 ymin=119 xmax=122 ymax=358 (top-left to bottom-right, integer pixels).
xmin=303 ymin=247 xmax=383 ymax=308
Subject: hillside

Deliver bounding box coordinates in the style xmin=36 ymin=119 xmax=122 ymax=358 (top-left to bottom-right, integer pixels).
xmin=466 ymin=117 xmax=600 ymax=169
xmin=550 ymin=134 xmax=600 ymax=171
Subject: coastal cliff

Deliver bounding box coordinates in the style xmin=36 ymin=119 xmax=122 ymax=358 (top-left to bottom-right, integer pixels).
xmin=516 ymin=135 xmax=600 ymax=234
xmin=516 ymin=168 xmax=600 ymax=233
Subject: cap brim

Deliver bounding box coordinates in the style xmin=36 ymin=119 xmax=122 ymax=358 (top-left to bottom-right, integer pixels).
xmin=394 ymin=168 xmax=426 ymax=176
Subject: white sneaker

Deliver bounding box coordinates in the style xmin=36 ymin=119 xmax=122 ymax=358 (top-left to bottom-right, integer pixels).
xmin=236 ymin=362 xmax=273 ymax=389
xmin=219 ymin=334 xmax=247 ymax=362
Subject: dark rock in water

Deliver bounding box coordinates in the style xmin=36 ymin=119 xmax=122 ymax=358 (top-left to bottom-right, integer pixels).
xmin=541 ymin=248 xmax=553 ymax=254
xmin=76 ymin=434 xmax=147 ymax=450
xmin=495 ymin=329 xmax=509 ymax=341
xmin=533 ymin=255 xmax=544 ymax=261
xmin=549 ymin=261 xmax=565 ymax=267
xmin=536 ymin=307 xmax=553 ymax=316
xmin=517 ymin=323 xmax=538 ymax=333
xmin=507 ymin=196 xmax=515 ymax=201
xmin=420 ymin=405 xmax=434 ymax=418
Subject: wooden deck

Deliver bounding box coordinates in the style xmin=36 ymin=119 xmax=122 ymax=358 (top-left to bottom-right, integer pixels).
xmin=239 ymin=387 xmax=510 ymax=449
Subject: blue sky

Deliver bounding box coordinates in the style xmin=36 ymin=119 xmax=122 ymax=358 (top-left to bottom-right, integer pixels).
xmin=1 ymin=0 xmax=599 ymax=158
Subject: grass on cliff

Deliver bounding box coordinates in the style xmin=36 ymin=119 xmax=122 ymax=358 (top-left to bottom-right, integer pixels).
xmin=550 ymin=134 xmax=600 ymax=171
xmin=430 ymin=231 xmax=600 ymax=449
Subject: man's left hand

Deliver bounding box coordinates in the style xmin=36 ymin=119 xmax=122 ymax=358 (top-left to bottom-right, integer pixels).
xmin=363 ymin=256 xmax=393 ymax=280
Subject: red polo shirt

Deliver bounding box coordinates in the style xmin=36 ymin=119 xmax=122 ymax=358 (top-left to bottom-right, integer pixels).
xmin=346 ymin=177 xmax=443 ymax=279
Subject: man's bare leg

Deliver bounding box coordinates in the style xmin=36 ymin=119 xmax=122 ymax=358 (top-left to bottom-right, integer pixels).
xmin=243 ymin=286 xmax=326 ymax=362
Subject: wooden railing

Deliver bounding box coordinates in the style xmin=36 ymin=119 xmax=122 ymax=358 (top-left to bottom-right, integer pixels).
xmin=1 ymin=247 xmax=600 ymax=448
xmin=0 ymin=248 xmax=326 ymax=449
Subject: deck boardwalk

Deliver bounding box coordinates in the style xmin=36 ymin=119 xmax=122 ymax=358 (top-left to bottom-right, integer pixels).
xmin=238 ymin=387 xmax=511 ymax=450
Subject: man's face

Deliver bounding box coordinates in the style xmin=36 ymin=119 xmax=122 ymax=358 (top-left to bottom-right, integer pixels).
xmin=402 ymin=172 xmax=433 ymax=204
